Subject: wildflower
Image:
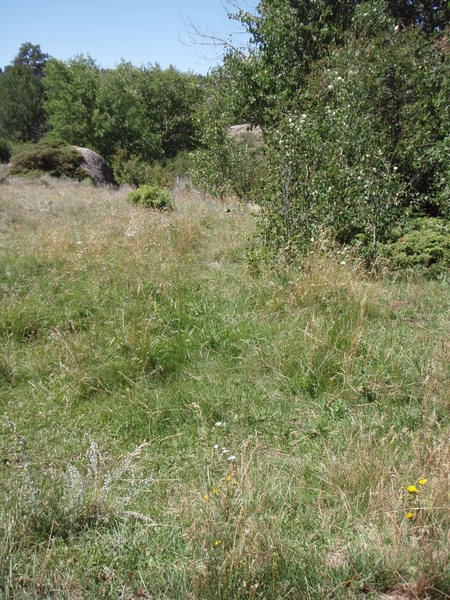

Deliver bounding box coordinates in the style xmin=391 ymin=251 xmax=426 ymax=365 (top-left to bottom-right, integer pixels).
xmin=226 ymin=475 xmax=231 ymax=482
xmin=407 ymin=485 xmax=418 ymax=494
xmin=203 ymin=494 xmax=209 ymax=502
xmin=213 ymin=444 xmax=219 ymax=450
xmin=214 ymin=539 xmax=221 ymax=547
xmin=406 ymin=512 xmax=414 ymax=520
xmin=215 ymin=422 xmax=222 ymax=427
xmin=221 ymin=448 xmax=229 ymax=454
xmin=213 ymin=487 xmax=219 ymax=494
xmin=227 ymin=455 xmax=236 ymax=462
xmin=418 ymin=478 xmax=427 ymax=486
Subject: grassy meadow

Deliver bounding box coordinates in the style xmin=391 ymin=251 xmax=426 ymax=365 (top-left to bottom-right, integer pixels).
xmin=0 ymin=176 xmax=448 ymax=598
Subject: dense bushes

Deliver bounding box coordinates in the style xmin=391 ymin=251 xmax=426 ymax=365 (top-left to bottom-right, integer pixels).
xmin=111 ymin=150 xmax=173 ymax=187
xmin=9 ymin=141 xmax=87 ymax=180
xmin=194 ymin=1 xmax=449 ymax=272
xmin=0 ymin=139 xmax=11 ymax=163
xmin=43 ymin=59 xmax=203 ymax=163
xmin=381 ymin=217 xmax=450 ymax=276
xmin=127 ymin=184 xmax=173 ymax=209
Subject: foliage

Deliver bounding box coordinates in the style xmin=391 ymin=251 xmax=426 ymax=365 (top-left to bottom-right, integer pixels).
xmin=111 ymin=151 xmax=167 ymax=187
xmin=226 ymin=0 xmax=448 ymax=126
xmin=43 ymin=56 xmax=101 ymax=150
xmin=381 ymin=217 xmax=450 ymax=275
xmin=127 ymin=184 xmax=173 ymax=209
xmin=196 ymin=1 xmax=449 ymax=269
xmin=96 ymin=62 xmax=162 ymax=162
xmin=0 ymin=139 xmax=11 ymax=163
xmin=43 ymin=57 xmax=203 ymax=162
xmin=138 ymin=65 xmax=204 ymax=159
xmin=9 ymin=140 xmax=87 ymax=180
xmin=0 ymin=67 xmax=46 ymax=142
xmin=189 ymin=70 xmax=265 ymax=200
xmin=13 ymin=42 xmax=49 ymax=78
xmin=0 ymin=43 xmax=48 ymax=142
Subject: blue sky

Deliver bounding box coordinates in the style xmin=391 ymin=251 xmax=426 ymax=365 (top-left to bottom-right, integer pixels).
xmin=0 ymin=0 xmax=257 ymax=74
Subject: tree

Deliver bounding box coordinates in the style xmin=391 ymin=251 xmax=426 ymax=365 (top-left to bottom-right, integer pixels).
xmin=195 ymin=0 xmax=449 ymax=264
xmin=43 ymin=56 xmax=100 ymax=149
xmin=138 ymin=65 xmax=204 ymax=159
xmin=96 ymin=62 xmax=161 ymax=161
xmin=0 ymin=65 xmax=46 ymax=141
xmin=0 ymin=42 xmax=48 ymax=141
xmin=13 ymin=42 xmax=49 ymax=78
xmin=215 ymin=0 xmax=448 ymax=126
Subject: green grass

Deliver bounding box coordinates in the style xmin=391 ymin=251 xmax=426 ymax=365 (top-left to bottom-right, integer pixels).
xmin=0 ymin=177 xmax=448 ymax=599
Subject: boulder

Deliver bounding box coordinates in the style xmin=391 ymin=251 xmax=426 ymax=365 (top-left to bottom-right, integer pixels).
xmin=228 ymin=124 xmax=263 ymax=142
xmin=73 ymin=146 xmax=115 ymax=185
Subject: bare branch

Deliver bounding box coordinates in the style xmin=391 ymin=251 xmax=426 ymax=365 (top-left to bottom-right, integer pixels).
xmin=182 ymin=0 xmax=256 ymax=62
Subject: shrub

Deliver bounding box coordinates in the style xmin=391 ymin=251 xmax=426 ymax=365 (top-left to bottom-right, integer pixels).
xmin=127 ymin=184 xmax=173 ymax=210
xmin=9 ymin=140 xmax=88 ymax=180
xmin=381 ymin=217 xmax=450 ymax=276
xmin=0 ymin=138 xmax=11 ymax=163
xmin=111 ymin=150 xmax=174 ymax=187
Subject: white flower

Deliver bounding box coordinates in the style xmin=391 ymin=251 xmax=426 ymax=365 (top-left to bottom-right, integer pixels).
xmin=215 ymin=422 xmax=222 ymax=427
xmin=221 ymin=448 xmax=230 ymax=454
xmin=341 ymin=261 xmax=346 ymax=266
xmin=213 ymin=444 xmax=219 ymax=450
xmin=227 ymin=455 xmax=236 ymax=462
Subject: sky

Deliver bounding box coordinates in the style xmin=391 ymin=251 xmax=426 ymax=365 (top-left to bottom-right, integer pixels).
xmin=0 ymin=0 xmax=257 ymax=74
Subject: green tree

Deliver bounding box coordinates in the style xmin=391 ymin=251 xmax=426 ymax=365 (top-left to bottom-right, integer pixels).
xmin=13 ymin=42 xmax=49 ymax=77
xmin=43 ymin=56 xmax=100 ymax=149
xmin=96 ymin=62 xmax=161 ymax=161
xmin=257 ymin=1 xmax=449 ymax=260
xmin=139 ymin=65 xmax=203 ymax=159
xmin=0 ymin=42 xmax=48 ymax=141
xmin=0 ymin=66 xmax=45 ymax=141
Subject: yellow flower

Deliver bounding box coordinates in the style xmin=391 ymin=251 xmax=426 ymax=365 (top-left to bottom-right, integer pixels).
xmin=418 ymin=478 xmax=427 ymax=486
xmin=214 ymin=539 xmax=221 ymax=547
xmin=226 ymin=475 xmax=231 ymax=482
xmin=213 ymin=487 xmax=219 ymax=494
xmin=406 ymin=512 xmax=414 ymax=520
xmin=407 ymin=485 xmax=418 ymax=494
xmin=203 ymin=494 xmax=209 ymax=502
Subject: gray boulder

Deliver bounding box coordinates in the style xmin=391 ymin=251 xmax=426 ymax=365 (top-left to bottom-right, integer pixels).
xmin=228 ymin=124 xmax=263 ymax=142
xmin=73 ymin=146 xmax=115 ymax=185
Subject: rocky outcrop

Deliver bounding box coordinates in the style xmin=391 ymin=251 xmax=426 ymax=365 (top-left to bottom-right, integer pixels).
xmin=73 ymin=146 xmax=115 ymax=186
xmin=228 ymin=124 xmax=263 ymax=142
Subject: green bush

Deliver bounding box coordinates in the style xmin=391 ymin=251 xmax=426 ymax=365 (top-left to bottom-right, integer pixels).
xmin=111 ymin=150 xmax=174 ymax=187
xmin=0 ymin=138 xmax=12 ymax=163
xmin=127 ymin=184 xmax=173 ymax=210
xmin=382 ymin=217 xmax=450 ymax=276
xmin=9 ymin=140 xmax=88 ymax=180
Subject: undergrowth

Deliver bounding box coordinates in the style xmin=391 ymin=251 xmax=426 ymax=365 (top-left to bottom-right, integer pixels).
xmin=0 ymin=178 xmax=448 ymax=598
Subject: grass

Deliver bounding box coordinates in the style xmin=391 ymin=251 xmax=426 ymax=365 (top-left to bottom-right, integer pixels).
xmin=0 ymin=176 xmax=448 ymax=599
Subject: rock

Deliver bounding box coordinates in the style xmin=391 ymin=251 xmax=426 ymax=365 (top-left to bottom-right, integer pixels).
xmin=228 ymin=124 xmax=263 ymax=142
xmin=73 ymin=146 xmax=115 ymax=186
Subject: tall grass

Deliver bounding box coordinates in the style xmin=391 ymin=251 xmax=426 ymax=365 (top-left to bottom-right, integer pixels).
xmin=0 ymin=176 xmax=448 ymax=598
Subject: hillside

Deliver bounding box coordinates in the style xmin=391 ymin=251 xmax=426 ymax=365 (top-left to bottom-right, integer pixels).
xmin=0 ymin=177 xmax=448 ymax=598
